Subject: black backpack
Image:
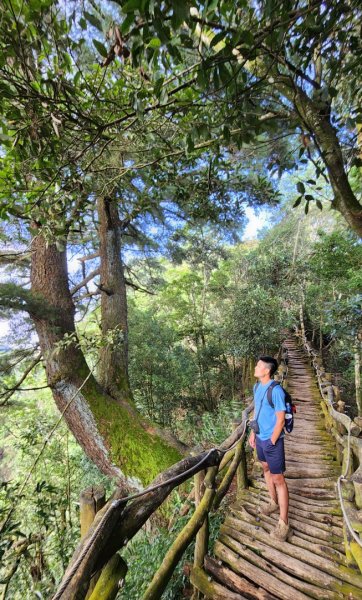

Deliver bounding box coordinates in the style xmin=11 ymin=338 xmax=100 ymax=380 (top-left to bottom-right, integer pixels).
xmin=255 ymin=381 xmax=295 ymax=433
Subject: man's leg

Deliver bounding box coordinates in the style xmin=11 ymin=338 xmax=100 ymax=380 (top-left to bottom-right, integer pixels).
xmin=261 ymin=461 xmax=278 ymax=504
xmin=271 ymin=473 xmax=289 ymax=524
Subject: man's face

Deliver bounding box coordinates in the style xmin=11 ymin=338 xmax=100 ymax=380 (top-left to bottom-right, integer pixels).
xmin=254 ymin=360 xmax=271 ymax=379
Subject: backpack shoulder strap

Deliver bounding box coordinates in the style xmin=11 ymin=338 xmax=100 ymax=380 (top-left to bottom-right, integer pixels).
xmin=267 ymin=380 xmax=281 ymax=409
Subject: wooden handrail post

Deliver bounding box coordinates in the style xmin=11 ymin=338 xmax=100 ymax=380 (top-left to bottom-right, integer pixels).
xmin=193 ymin=471 xmax=208 ymax=568
xmin=237 ymin=438 xmax=248 ymax=495
xmin=142 ymin=466 xmax=219 ymax=600
xmin=80 ymin=485 xmax=106 ymax=539
xmin=79 ymin=486 xmax=127 ymax=600
xmin=87 ymin=555 xmax=127 ymax=600
xmin=233 ymin=421 xmax=248 ymax=495
xmin=80 ymin=486 xmax=106 ymax=598
xmin=192 ymin=471 xmax=209 ymax=600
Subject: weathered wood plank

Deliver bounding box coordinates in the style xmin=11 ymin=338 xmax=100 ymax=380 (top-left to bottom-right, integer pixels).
xmin=190 ymin=566 xmax=246 ymax=600
xmin=214 ymin=541 xmax=311 ymax=600
xmin=204 ymin=555 xmax=277 ymax=600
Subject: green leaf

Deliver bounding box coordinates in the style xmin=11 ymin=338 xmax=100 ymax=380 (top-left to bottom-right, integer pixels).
xmin=185 ymin=133 xmax=194 ymax=154
xmin=147 ymin=37 xmax=161 ymax=49
xmin=153 ymin=76 xmax=164 ymax=97
xmin=74 ymin=71 xmax=82 ymax=86
xmin=238 ymin=30 xmax=254 ymax=47
xmin=293 ymin=196 xmax=302 ymax=208
xmin=297 ymin=182 xmax=305 ymax=194
xmin=120 ymin=13 xmax=135 ymax=34
xmin=93 ymin=40 xmax=108 ymax=58
xmin=210 ymin=32 xmax=226 ymax=48
xmin=218 ymin=63 xmax=231 ymax=86
xmin=84 ymin=11 xmax=102 ymax=31
xmin=171 ymin=0 xmax=189 ymax=27
xmin=316 ymin=200 xmax=323 ymax=210
xmin=305 ymin=194 xmax=314 ymax=201
xmin=122 ymin=0 xmax=142 ymax=13
xmin=79 ymin=17 xmax=87 ymax=30
xmin=222 ymin=126 xmax=231 ymax=143
xmin=304 ymin=201 xmax=309 ymax=215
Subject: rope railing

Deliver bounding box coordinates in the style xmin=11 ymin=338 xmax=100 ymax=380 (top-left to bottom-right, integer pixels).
xmin=295 ymin=309 xmax=362 ymax=571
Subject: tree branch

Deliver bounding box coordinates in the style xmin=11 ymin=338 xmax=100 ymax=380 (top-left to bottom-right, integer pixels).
xmin=0 ymin=352 xmax=43 ymax=406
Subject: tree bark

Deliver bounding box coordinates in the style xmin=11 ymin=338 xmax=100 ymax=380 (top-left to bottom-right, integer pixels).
xmin=97 ymin=197 xmax=131 ymax=400
xmin=30 ymin=227 xmax=185 ymax=485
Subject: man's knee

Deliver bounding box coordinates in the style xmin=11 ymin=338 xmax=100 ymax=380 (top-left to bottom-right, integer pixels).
xmin=271 ymin=473 xmax=285 ymax=486
xmin=260 ymin=461 xmax=270 ymax=473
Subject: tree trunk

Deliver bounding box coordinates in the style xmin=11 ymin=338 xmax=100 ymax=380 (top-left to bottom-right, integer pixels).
xmin=30 ymin=228 xmax=185 ymax=485
xmin=276 ymin=77 xmax=362 ymax=236
xmin=97 ymin=197 xmax=131 ymax=400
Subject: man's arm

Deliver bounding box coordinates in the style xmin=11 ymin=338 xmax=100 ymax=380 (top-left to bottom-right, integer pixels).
xmin=271 ymin=410 xmax=285 ymax=445
xmin=249 ymin=429 xmax=256 ymax=448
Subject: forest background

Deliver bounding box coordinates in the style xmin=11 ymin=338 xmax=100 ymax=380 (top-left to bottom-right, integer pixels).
xmin=0 ymin=0 xmax=361 ymax=598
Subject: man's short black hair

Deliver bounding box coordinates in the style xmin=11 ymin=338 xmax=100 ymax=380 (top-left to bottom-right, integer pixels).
xmin=258 ymin=355 xmax=278 ymax=377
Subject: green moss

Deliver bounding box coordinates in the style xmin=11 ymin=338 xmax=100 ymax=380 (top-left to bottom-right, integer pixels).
xmin=84 ymin=381 xmax=181 ymax=486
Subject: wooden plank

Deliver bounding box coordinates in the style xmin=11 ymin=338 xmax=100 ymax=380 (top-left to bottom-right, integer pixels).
xmin=229 ymin=506 xmax=347 ymax=560
xmin=190 ymin=566 xmax=246 ymax=600
xmin=247 ymin=497 xmax=343 ymax=535
xmin=243 ymin=488 xmax=342 ymax=515
xmin=204 ymin=555 xmax=277 ymax=600
xmin=214 ymin=541 xmax=312 ymax=600
xmin=234 ymin=504 xmax=344 ymax=546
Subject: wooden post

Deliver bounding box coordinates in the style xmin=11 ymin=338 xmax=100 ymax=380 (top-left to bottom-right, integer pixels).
xmin=192 ymin=471 xmax=208 ymax=599
xmin=79 ymin=486 xmax=129 ymax=600
xmin=87 ymin=554 xmax=127 ymax=600
xmin=233 ymin=422 xmax=248 ymax=494
xmin=142 ymin=466 xmax=218 ymax=600
xmin=80 ymin=486 xmax=106 ymax=539
xmin=80 ymin=486 xmax=106 ymax=599
xmin=236 ymin=443 xmax=248 ymax=495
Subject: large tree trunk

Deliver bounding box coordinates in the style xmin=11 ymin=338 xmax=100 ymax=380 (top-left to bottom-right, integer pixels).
xmin=97 ymin=197 xmax=131 ymax=400
xmin=30 ymin=226 xmax=185 ymax=486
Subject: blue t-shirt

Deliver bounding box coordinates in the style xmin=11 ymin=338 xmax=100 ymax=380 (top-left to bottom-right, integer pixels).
xmin=253 ymin=380 xmax=286 ymax=441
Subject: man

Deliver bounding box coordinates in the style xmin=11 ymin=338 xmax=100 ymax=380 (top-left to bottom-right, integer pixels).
xmin=249 ymin=355 xmax=291 ymax=541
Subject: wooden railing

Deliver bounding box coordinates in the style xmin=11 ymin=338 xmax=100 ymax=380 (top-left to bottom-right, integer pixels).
xmin=296 ymin=309 xmax=362 ymax=572
xmin=52 ymin=349 xmax=290 ymax=600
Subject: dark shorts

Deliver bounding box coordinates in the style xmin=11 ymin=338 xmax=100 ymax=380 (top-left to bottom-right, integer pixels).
xmin=256 ymin=436 xmax=286 ymax=474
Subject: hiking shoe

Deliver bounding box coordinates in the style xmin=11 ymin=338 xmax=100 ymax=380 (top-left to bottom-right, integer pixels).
xmin=270 ymin=518 xmax=291 ymax=541
xmin=260 ymin=500 xmax=279 ymax=516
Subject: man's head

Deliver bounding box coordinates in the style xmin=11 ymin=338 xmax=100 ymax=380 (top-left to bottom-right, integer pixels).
xmin=254 ymin=356 xmax=278 ymax=380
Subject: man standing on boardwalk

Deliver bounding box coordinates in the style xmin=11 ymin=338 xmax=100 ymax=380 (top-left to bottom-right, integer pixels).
xmin=248 ymin=356 xmax=291 ymax=541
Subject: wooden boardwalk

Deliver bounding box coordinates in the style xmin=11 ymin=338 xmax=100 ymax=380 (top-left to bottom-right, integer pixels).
xmin=190 ymin=338 xmax=362 ymax=599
